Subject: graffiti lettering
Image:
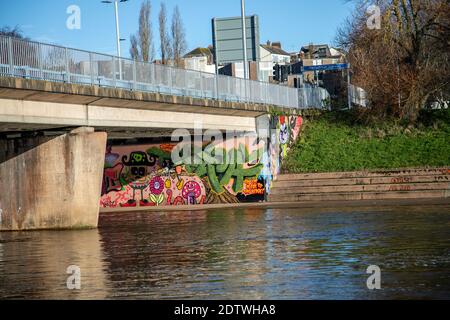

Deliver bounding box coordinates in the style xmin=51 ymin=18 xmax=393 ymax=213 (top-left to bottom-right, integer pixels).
xmin=391 ymin=177 xmax=412 ymax=184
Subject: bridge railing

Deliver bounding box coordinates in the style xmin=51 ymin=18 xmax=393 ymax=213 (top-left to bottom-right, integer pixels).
xmin=0 ymin=35 xmax=302 ymax=109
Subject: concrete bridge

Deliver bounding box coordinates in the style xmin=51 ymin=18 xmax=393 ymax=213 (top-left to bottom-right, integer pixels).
xmin=0 ymin=36 xmax=306 ymax=231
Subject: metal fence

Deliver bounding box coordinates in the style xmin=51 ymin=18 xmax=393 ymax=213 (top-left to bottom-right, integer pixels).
xmin=0 ymin=35 xmax=303 ymax=109
xmin=298 ymin=85 xmax=331 ymax=110
xmin=349 ymin=84 xmax=368 ymax=108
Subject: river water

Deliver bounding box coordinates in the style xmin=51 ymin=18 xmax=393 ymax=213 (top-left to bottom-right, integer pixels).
xmin=0 ymin=205 xmax=449 ymax=300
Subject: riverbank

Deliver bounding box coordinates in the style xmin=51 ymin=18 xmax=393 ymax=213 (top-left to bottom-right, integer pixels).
xmin=100 ymin=197 xmax=450 ymax=214
xmin=282 ymin=109 xmax=450 ymax=173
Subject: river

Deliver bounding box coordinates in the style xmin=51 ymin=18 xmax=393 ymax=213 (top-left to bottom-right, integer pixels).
xmin=0 ymin=205 xmax=449 ymax=299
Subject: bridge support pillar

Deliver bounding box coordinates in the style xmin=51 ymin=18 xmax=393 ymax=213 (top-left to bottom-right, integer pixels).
xmin=0 ymin=127 xmax=107 ymax=231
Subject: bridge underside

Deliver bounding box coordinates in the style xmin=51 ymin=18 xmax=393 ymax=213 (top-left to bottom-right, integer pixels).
xmin=0 ymin=98 xmax=258 ymax=135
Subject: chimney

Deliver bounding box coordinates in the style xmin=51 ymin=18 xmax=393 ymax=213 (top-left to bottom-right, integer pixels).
xmin=272 ymin=42 xmax=281 ymax=49
xmin=266 ymin=40 xmax=271 ymax=46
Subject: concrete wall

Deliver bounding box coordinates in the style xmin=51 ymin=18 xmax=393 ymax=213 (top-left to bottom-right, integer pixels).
xmin=100 ymin=115 xmax=303 ymax=209
xmin=0 ymin=128 xmax=107 ymax=231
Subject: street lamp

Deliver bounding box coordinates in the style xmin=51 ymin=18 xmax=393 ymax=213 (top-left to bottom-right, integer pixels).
xmin=101 ymin=0 xmax=129 ymax=58
xmin=241 ymin=0 xmax=248 ymax=80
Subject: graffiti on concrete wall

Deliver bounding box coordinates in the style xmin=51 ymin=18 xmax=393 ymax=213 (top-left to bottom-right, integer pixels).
xmin=100 ymin=138 xmax=267 ymax=208
xmin=264 ymin=115 xmax=303 ymax=193
xmin=101 ymin=144 xmax=207 ymax=208
xmin=100 ymin=115 xmax=303 ymax=208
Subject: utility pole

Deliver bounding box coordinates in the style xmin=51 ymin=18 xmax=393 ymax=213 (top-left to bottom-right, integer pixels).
xmin=114 ymin=0 xmax=121 ymax=58
xmin=241 ymin=0 xmax=248 ymax=80
xmin=102 ymin=0 xmax=128 ymax=80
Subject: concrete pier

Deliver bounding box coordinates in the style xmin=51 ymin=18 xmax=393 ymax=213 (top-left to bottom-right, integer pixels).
xmin=0 ymin=127 xmax=106 ymax=231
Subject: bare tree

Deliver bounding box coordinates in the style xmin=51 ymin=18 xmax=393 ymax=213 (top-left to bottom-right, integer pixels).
xmin=0 ymin=25 xmax=27 ymax=39
xmin=171 ymin=5 xmax=187 ymax=67
xmin=129 ymin=34 xmax=140 ymax=60
xmin=129 ymin=0 xmax=154 ymax=62
xmin=139 ymin=0 xmax=154 ymax=62
xmin=159 ymin=2 xmax=172 ymax=65
xmin=336 ymin=0 xmax=450 ymax=122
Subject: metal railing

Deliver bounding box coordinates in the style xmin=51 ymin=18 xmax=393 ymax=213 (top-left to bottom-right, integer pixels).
xmin=298 ymin=85 xmax=331 ymax=110
xmin=0 ymin=35 xmax=302 ymax=109
xmin=349 ymin=84 xmax=368 ymax=108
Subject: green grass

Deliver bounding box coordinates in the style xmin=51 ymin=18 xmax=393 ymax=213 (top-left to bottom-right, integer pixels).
xmin=283 ymin=110 xmax=450 ymax=173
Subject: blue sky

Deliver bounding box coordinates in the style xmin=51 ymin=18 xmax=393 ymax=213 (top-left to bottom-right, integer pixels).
xmin=0 ymin=0 xmax=354 ymax=58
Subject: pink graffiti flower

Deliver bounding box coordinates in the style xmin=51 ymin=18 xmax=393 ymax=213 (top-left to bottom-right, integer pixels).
xmin=149 ymin=176 xmax=165 ymax=195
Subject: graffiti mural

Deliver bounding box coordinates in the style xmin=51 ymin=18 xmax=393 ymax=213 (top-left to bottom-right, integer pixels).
xmin=264 ymin=115 xmax=303 ymax=193
xmin=100 ymin=138 xmax=267 ymax=208
xmin=100 ymin=116 xmax=303 ymax=208
xmin=101 ymin=143 xmax=208 ymax=208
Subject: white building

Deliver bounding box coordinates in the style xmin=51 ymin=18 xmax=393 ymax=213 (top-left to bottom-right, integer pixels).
xmin=184 ymin=56 xmax=216 ymax=74
xmin=185 ymin=42 xmax=291 ymax=82
xmin=183 ymin=47 xmax=216 ymax=74
xmin=259 ymin=42 xmax=291 ymax=82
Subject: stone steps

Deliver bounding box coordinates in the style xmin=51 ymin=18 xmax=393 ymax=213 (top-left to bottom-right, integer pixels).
xmin=269 ymin=190 xmax=448 ymax=202
xmin=276 ymin=168 xmax=450 ymax=181
xmin=273 ymin=175 xmax=450 ymax=188
xmin=268 ymin=168 xmax=450 ymax=203
xmin=270 ymin=182 xmax=449 ymax=195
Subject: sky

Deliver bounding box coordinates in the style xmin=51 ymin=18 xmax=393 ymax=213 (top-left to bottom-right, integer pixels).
xmin=0 ymin=0 xmax=355 ymax=58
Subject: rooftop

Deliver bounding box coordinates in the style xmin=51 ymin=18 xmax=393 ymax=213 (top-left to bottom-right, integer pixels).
xmin=184 ymin=47 xmax=213 ymax=58
xmin=261 ymin=44 xmax=290 ymax=56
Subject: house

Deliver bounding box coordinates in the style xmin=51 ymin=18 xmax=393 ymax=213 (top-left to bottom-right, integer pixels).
xmin=183 ymin=46 xmax=216 ymax=74
xmin=218 ymin=42 xmax=290 ymax=82
xmin=218 ymin=61 xmax=259 ymax=80
xmin=289 ymin=44 xmax=346 ymax=91
xmin=259 ymin=41 xmax=291 ymax=83
xmin=299 ymin=44 xmax=346 ymax=82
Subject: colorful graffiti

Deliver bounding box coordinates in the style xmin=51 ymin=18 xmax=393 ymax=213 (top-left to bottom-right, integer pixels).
xmin=101 ymin=143 xmax=207 ymax=208
xmin=264 ymin=115 xmax=303 ymax=193
xmin=100 ymin=139 xmax=267 ymax=207
xmin=278 ymin=115 xmax=303 ymax=160
xmin=100 ymin=115 xmax=303 ymax=208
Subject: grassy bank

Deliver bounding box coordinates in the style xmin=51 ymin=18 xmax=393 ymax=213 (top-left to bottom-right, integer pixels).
xmin=283 ymin=109 xmax=450 ymax=173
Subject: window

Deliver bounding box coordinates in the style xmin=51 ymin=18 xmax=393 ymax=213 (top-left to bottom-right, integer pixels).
xmin=318 ymin=48 xmax=327 ymax=58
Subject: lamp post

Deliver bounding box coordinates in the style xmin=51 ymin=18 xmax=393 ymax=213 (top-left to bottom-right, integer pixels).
xmin=102 ymin=0 xmax=128 ymax=80
xmin=241 ymin=0 xmax=248 ymax=80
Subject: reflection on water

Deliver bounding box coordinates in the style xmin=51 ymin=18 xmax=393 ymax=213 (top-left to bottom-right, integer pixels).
xmin=0 ymin=206 xmax=449 ymax=299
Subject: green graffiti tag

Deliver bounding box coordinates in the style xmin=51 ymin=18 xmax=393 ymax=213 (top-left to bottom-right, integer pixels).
xmin=186 ymin=144 xmax=263 ymax=194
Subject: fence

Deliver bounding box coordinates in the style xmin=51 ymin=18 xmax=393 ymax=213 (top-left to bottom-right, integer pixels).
xmin=349 ymin=84 xmax=368 ymax=108
xmin=298 ymin=85 xmax=331 ymax=109
xmin=0 ymin=35 xmax=302 ymax=109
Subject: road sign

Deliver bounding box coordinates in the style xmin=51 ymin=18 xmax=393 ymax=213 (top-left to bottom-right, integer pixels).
xmin=212 ymin=15 xmax=260 ymax=66
xmin=302 ymin=63 xmax=349 ymax=72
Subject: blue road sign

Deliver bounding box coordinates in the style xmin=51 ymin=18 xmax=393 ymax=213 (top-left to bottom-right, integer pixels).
xmin=302 ymin=63 xmax=349 ymax=72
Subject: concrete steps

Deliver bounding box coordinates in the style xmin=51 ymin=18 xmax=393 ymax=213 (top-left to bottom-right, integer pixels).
xmin=268 ymin=168 xmax=450 ymax=202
